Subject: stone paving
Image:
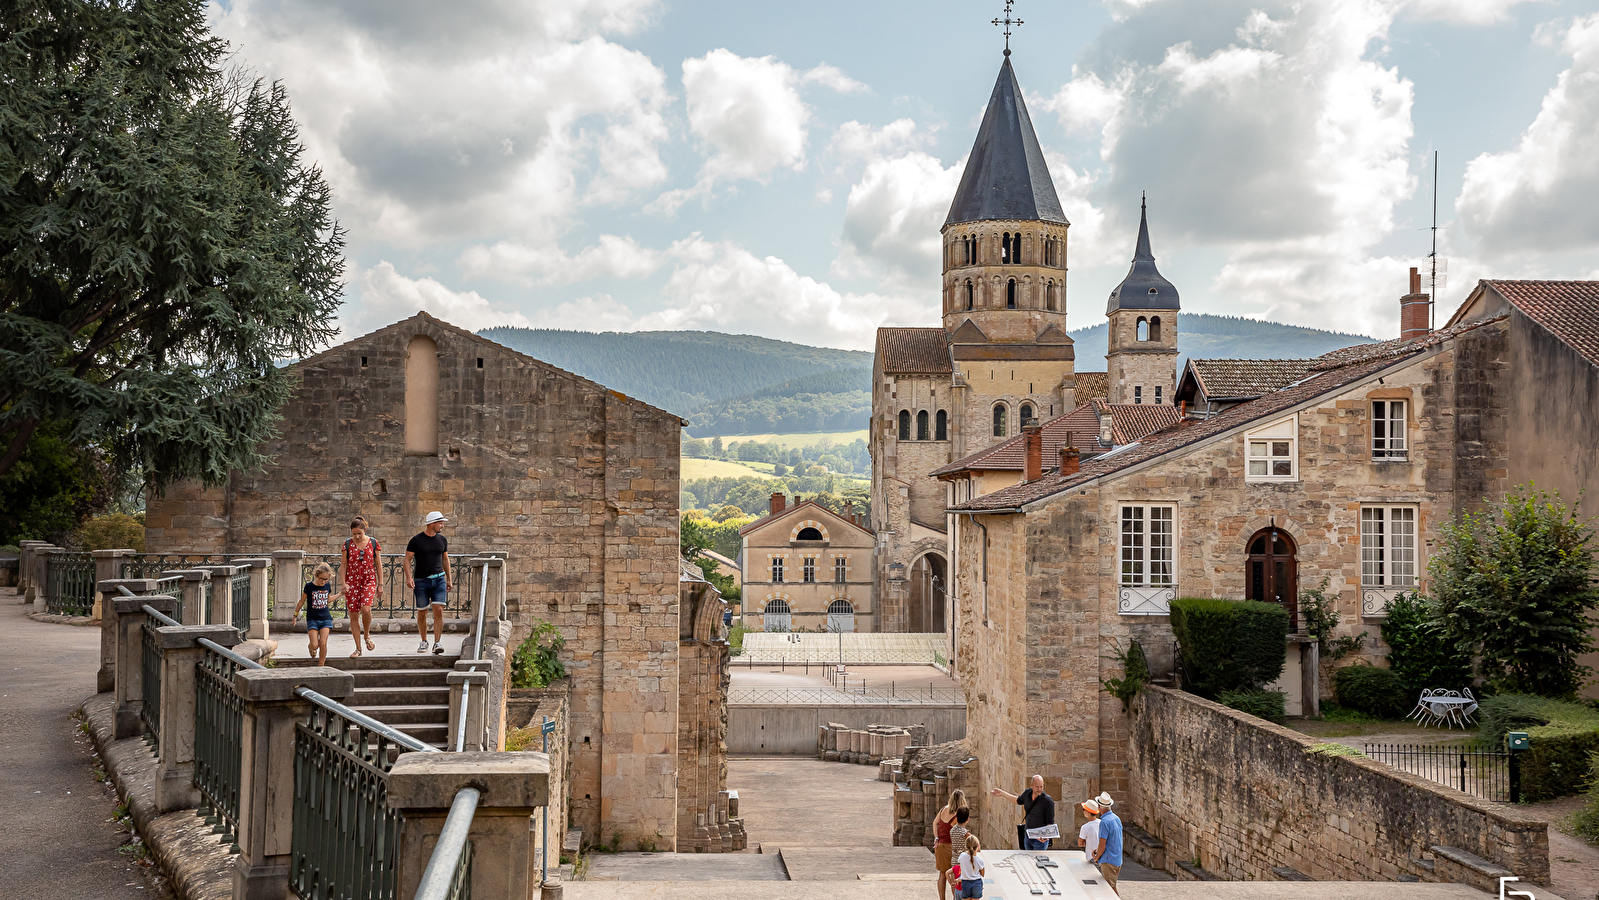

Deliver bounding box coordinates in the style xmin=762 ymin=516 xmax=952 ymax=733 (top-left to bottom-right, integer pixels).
xmin=0 ymin=588 xmax=169 ymax=899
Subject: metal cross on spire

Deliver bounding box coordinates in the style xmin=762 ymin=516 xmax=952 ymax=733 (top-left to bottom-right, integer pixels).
xmin=992 ymin=0 xmax=1023 ymax=56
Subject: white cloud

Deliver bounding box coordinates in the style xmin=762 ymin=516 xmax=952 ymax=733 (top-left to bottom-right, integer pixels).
xmin=1457 ymin=11 xmax=1599 ymax=256
xmin=832 ymin=151 xmax=961 ymax=290
xmin=826 ymin=119 xmax=928 ymax=169
xmin=458 ymin=235 xmax=663 ymax=286
xmin=1401 ymin=0 xmax=1545 ymax=25
xmin=1040 ymin=70 xmax=1123 ymax=137
xmin=801 ymin=63 xmax=869 ymax=94
xmin=680 ymin=49 xmax=812 ymax=183
xmin=543 ymin=295 xmax=642 ymax=331
xmin=209 ymin=0 xmax=670 ymax=247
xmin=352 ymin=262 xmax=532 ymax=333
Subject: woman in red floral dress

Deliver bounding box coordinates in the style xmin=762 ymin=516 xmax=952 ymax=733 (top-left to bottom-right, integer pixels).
xmin=342 ymin=516 xmax=381 ymax=656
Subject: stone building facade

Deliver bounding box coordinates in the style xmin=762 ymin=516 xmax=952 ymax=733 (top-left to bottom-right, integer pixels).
xmin=738 ymin=496 xmax=876 ymax=632
xmin=144 ymin=312 xmax=721 ymax=851
xmin=946 ymin=304 xmax=1519 ymax=855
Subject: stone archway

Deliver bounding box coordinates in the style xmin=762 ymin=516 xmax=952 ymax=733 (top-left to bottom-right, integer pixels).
xmin=907 ymin=552 xmax=947 ymax=633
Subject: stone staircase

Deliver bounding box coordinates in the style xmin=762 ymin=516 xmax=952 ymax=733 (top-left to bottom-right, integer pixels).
xmin=323 ymin=654 xmax=456 ymax=749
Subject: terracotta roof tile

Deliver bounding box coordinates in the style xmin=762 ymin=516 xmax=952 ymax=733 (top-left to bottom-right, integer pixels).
xmin=1187 ymin=359 xmax=1316 ymax=400
xmin=1075 ymin=371 xmax=1109 ymax=401
xmin=877 ymin=328 xmax=951 ymax=374
xmin=931 ymin=401 xmax=1179 ymax=477
xmin=1486 ymin=280 xmax=1599 ymax=368
xmin=952 ymin=315 xmax=1508 ymax=511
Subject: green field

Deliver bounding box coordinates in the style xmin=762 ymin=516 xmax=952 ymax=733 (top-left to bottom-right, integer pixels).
xmin=681 ymin=458 xmax=777 ymax=481
xmin=701 ymin=429 xmax=870 ymax=449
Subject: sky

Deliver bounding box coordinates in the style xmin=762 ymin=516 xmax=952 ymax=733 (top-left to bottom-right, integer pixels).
xmin=208 ymin=0 xmax=1599 ymax=352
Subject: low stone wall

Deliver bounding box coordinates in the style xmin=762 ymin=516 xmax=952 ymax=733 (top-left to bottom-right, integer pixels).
xmin=507 ymin=684 xmax=571 ymax=867
xmin=1128 ymin=685 xmax=1549 ymax=891
xmin=817 ymin=722 xmax=922 ymax=764
xmin=727 ymin=704 xmax=965 ymax=755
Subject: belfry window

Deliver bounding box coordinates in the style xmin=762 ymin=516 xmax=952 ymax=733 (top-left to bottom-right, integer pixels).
xmin=917 ymin=410 xmax=929 ymax=441
xmin=1001 ymin=233 xmax=1012 ymax=264
xmin=1150 ymin=316 xmax=1162 ymax=341
xmin=965 ymin=280 xmax=974 ymax=310
xmin=1137 ymin=317 xmax=1149 ymax=341
xmin=898 ymin=410 xmax=911 ymax=440
xmin=935 ymin=410 xmax=948 ymax=440
xmin=1045 ymin=282 xmax=1055 ymax=312
xmin=1010 ymin=233 xmax=1023 ymax=263
xmin=1006 ymin=279 xmax=1016 ymax=309
xmin=992 ymin=404 xmax=1007 ymax=437
xmin=1020 ymin=403 xmax=1035 ymax=426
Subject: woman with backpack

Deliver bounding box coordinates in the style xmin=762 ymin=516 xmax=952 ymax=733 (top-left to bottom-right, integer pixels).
xmin=342 ymin=516 xmax=382 ymax=657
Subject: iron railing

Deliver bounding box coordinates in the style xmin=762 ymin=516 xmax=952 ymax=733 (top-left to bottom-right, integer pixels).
xmin=414 ymin=788 xmax=479 ymax=900
xmin=300 ymin=553 xmax=476 ymax=621
xmin=193 ymin=642 xmax=256 ymax=851
xmin=1362 ymin=743 xmax=1520 ymax=803
xmin=121 ymin=554 xmax=256 ymax=578
xmin=230 ymin=572 xmax=252 ymax=634
xmin=45 ymin=551 xmax=95 ymax=616
xmin=141 ymin=622 xmax=164 ymax=753
xmin=727 ymin=687 xmax=965 ymax=705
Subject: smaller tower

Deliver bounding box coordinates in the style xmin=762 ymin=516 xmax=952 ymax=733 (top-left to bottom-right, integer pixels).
xmin=1105 ymin=196 xmax=1179 ymax=405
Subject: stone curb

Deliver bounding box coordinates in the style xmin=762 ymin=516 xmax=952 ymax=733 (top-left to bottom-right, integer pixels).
xmin=81 ymin=692 xmax=233 ymax=900
xmin=30 ymin=612 xmax=98 ymax=626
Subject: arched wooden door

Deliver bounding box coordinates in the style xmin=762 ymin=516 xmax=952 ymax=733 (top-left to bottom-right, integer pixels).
xmin=1246 ymin=527 xmax=1298 ymax=630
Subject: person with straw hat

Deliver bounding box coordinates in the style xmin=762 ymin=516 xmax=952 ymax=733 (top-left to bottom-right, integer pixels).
xmin=1077 ymin=797 xmax=1102 ymax=860
xmin=1089 ymin=792 xmax=1123 ymax=894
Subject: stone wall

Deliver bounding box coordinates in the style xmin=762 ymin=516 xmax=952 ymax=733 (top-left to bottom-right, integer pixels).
xmin=506 ymin=683 xmax=570 ymax=872
xmin=1128 ymin=686 xmax=1548 ymax=890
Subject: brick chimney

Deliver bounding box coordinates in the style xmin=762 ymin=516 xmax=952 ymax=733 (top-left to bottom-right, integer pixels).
xmin=770 ymin=492 xmax=786 ymax=515
xmin=1023 ymin=425 xmax=1043 ymax=482
xmin=1400 ymin=266 xmax=1431 ymax=341
xmin=1059 ymin=446 xmax=1081 ymax=477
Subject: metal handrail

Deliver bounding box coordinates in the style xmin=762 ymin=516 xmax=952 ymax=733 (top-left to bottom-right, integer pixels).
xmin=297 ymin=687 xmax=438 ymax=754
xmin=198 ymin=638 xmax=264 ymax=672
xmin=141 ymin=603 xmax=181 ymax=627
xmin=454 ymin=560 xmax=494 ymax=752
xmin=414 ymin=787 xmax=480 ymax=900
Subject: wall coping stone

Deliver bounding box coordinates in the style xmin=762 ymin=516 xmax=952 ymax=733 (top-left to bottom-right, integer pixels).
xmin=1430 ymin=845 xmax=1513 ymax=878
xmin=446 ymin=671 xmax=489 ymax=687
xmin=234 ymin=667 xmax=354 ymax=703
xmin=155 ymin=624 xmax=241 ymax=650
xmin=271 ymin=550 xmax=306 ymax=560
xmin=101 ymin=579 xmax=160 ymax=594
xmin=113 ymin=595 xmax=178 ymax=615
xmin=387 ymin=751 xmax=551 ymax=810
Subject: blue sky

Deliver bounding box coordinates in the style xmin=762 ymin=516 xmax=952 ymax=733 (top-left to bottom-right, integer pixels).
xmin=209 ymin=0 xmax=1599 ymax=351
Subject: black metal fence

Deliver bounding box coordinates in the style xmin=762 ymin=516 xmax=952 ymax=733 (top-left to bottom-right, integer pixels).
xmin=45 ymin=551 xmax=95 ymax=616
xmin=141 ymin=623 xmax=163 ymax=754
xmin=230 ymin=573 xmax=252 ymax=635
xmin=1362 ymin=743 xmax=1520 ymax=803
xmin=194 ymin=646 xmax=249 ymax=851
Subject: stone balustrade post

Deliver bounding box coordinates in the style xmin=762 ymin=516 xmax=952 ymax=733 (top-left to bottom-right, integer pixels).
xmin=469 ymin=557 xmax=506 ymax=637
xmin=271 ymin=551 xmax=305 ymax=631
xmin=16 ymin=540 xmax=45 ymax=598
xmin=162 ymin=569 xmax=211 ymax=626
xmin=231 ymin=667 xmax=355 ymax=900
xmin=388 ymin=752 xmax=551 ymax=900
xmin=109 ymin=587 xmax=175 ymax=739
xmin=446 ymin=669 xmax=490 ymax=752
xmin=153 ymin=624 xmax=242 ymax=813
xmin=93 ymin=549 xmax=136 ymax=692
xmin=232 ymin=559 xmax=272 ymax=640
xmin=31 ymin=545 xmax=60 ymax=612
xmin=197 ymin=565 xmax=242 ymax=628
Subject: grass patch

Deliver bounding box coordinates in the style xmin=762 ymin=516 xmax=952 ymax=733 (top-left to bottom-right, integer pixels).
xmin=1305 ymin=742 xmax=1365 ymax=758
xmin=704 ymin=429 xmax=870 ymax=448
xmin=681 ymin=458 xmax=778 ymax=482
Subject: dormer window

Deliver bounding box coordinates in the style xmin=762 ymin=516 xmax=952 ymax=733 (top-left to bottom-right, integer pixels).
xmin=1245 ymin=415 xmax=1298 ymax=482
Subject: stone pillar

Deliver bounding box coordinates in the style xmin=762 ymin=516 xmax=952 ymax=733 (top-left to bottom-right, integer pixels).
xmin=153 ymin=624 xmax=243 ymax=813
xmin=162 ymin=569 xmax=211 ymax=626
xmin=387 ymin=752 xmax=551 ymax=900
xmin=232 ymin=668 xmax=356 ymax=900
xmin=94 ymin=550 xmax=135 ymax=692
xmin=271 ymin=551 xmax=305 ymax=632
xmin=31 ymin=545 xmax=60 ymax=612
xmin=17 ymin=540 xmax=46 ymax=598
xmin=464 ymin=557 xmax=506 ymax=643
xmin=110 ymin=588 xmax=175 ymax=739
xmin=446 ymin=669 xmax=490 ymax=752
xmin=197 ymin=565 xmax=242 ymax=628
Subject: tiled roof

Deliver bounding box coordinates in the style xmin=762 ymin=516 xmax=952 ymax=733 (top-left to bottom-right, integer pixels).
xmin=735 ymin=499 xmax=874 ymax=537
xmin=1186 ymin=359 xmax=1315 ymax=401
xmin=877 ymin=327 xmax=951 ymax=374
xmin=1486 ymin=280 xmax=1599 ymax=368
xmin=952 ymin=315 xmax=1508 ymax=511
xmin=931 ymin=400 xmax=1179 ymax=477
xmin=1075 ymin=371 xmax=1109 ymax=401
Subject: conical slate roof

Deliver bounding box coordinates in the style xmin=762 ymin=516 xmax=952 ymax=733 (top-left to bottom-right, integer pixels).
xmin=1106 ymin=197 xmax=1180 ymax=314
xmin=945 ymin=57 xmax=1068 ymax=227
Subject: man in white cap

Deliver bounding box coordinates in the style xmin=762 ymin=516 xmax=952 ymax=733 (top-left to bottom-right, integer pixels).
xmin=1089 ymin=792 xmax=1122 ymax=894
xmin=406 ymin=511 xmax=452 ymax=654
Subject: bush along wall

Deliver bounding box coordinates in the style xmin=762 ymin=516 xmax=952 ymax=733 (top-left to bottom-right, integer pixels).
xmin=1333 ymin=664 xmax=1412 ymax=719
xmin=1170 ymin=597 xmax=1289 ymax=699
xmin=1478 ymin=694 xmax=1599 ymax=801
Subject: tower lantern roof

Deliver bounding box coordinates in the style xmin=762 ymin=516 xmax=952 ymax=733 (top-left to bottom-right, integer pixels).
xmin=1106 ymin=195 xmax=1180 ymax=314
xmin=945 ymin=57 xmax=1068 ymax=228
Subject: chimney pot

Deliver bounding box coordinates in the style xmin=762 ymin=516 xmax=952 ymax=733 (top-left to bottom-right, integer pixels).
xmin=1059 ymin=445 xmax=1081 ymax=477
xmin=1023 ymin=425 xmax=1043 ymax=482
xmin=1400 ymin=267 xmax=1432 ymax=341
xmin=1409 ymin=266 xmax=1421 ymax=295
xmin=770 ymin=492 xmax=786 ymax=515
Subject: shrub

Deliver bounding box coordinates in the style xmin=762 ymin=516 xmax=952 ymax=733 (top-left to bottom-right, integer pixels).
xmin=1477 ymin=693 xmax=1599 ymax=801
xmin=1218 ymin=688 xmax=1286 ymax=725
xmin=1333 ymin=664 xmax=1412 ymax=719
xmin=1381 ymin=592 xmax=1474 ymax=691
xmin=511 ymin=620 xmax=567 ymax=689
xmin=1170 ymin=597 xmax=1289 ymax=698
xmin=79 ymin=512 xmax=145 ymax=552
xmin=1300 ymin=577 xmax=1364 ymax=660
xmin=1572 ymin=753 xmax=1599 ymax=844
xmin=1101 ymin=641 xmax=1151 ymax=712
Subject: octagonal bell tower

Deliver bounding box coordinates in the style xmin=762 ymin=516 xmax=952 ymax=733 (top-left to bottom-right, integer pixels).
xmin=1105 ymin=196 xmax=1180 ymax=405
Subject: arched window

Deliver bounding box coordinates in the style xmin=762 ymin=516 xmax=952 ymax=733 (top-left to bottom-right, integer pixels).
xmin=992 ymin=404 xmax=1007 ymax=437
xmin=1045 ymin=282 xmax=1055 ymax=311
xmin=1020 ymin=403 xmax=1035 ymax=426
xmin=796 ymin=526 xmax=824 ymax=541
xmin=1001 ymin=232 xmax=1012 ymax=264
xmin=405 ymin=335 xmax=439 ymax=456
xmin=965 ymin=236 xmax=974 ymax=265
xmin=965 ymin=280 xmax=974 ymax=310
xmin=1247 ymin=528 xmax=1299 ymax=629
xmin=935 ymin=410 xmax=948 ymax=440
xmin=1006 ymin=279 xmax=1017 ymax=309
xmin=917 ymin=410 xmax=929 ymax=441
xmin=764 ymin=598 xmax=792 ymax=632
xmin=827 ymin=598 xmax=855 ymax=633
xmin=898 ymin=410 xmax=911 ymax=440
xmin=1137 ymin=317 xmax=1149 ymax=341
xmin=1150 ymin=316 xmax=1162 ymax=341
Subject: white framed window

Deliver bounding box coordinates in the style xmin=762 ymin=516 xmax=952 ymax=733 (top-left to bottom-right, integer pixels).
xmin=1372 ymin=400 xmax=1408 ymax=460
xmin=1360 ymin=506 xmax=1417 ymax=587
xmin=1245 ymin=416 xmax=1298 ymax=482
xmin=1120 ymin=505 xmax=1175 ymax=587
xmin=771 ymin=557 xmax=784 ymax=583
xmin=834 ymin=557 xmax=847 ymax=583
xmin=802 ymin=557 xmax=816 ymax=583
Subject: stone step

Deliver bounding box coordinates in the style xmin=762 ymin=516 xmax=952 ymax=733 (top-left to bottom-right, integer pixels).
xmin=353 ymin=684 xmax=452 ymax=707
xmin=350 ymin=667 xmax=456 ymax=688
xmin=350 ymin=703 xmax=451 ymax=726
xmin=322 ymin=654 xmax=457 ymax=672
xmin=388 ymin=722 xmax=450 ymax=747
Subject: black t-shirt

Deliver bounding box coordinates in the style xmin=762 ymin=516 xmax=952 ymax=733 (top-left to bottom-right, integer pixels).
xmin=304 ymin=581 xmax=332 ymax=613
xmin=406 ymin=532 xmax=448 ymax=578
xmin=1018 ymin=789 xmax=1055 ymax=829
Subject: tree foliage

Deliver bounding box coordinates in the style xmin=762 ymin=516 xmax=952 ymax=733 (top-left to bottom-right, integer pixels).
xmin=1432 ymin=487 xmax=1599 ymax=699
xmin=1380 ymin=592 xmax=1473 ymax=690
xmin=0 ymin=418 xmax=110 ymax=543
xmin=0 ymin=0 xmax=345 ymax=492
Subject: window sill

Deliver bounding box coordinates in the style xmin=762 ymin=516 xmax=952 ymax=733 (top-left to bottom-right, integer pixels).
xmin=1244 ymin=476 xmax=1299 ymax=484
xmin=1370 ymin=456 xmax=1411 ymax=464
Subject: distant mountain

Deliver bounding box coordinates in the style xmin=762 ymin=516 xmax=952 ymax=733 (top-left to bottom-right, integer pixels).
xmin=478 ymin=328 xmax=871 ymax=416
xmin=481 ymin=315 xmax=1374 ymax=435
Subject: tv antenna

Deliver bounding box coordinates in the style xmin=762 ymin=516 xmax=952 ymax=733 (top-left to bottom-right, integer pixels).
xmin=1425 ymin=150 xmax=1447 ymax=330
xmin=992 ymin=0 xmax=1023 ymax=56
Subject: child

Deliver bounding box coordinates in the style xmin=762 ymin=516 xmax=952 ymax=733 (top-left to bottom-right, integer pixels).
xmin=294 ymin=563 xmax=337 ymax=666
xmin=955 ymin=834 xmax=985 ymax=899
xmin=949 ymin=807 xmax=971 ymax=860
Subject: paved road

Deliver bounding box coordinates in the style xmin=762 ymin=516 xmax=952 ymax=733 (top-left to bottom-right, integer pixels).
xmin=0 ymin=590 xmax=165 ymax=900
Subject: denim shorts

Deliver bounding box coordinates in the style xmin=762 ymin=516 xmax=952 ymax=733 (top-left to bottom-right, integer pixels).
xmin=306 ymin=613 xmax=334 ymax=632
xmin=414 ymin=576 xmax=447 ymax=609
xmin=959 ymin=880 xmax=984 ymax=899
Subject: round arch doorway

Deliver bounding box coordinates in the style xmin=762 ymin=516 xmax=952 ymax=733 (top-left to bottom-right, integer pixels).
xmin=1245 ymin=527 xmax=1298 ymax=630
xmin=908 ymin=552 xmax=947 ymax=633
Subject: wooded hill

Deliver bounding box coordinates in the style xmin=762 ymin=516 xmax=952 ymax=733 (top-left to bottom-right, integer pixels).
xmin=480 ymin=314 xmax=1375 ymax=436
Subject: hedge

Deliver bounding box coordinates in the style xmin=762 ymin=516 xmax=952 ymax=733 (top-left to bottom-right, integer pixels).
xmin=1478 ymin=693 xmax=1599 ymax=801
xmin=1219 ymin=688 xmax=1287 ymax=725
xmin=1170 ymin=597 xmax=1289 ymax=698
xmin=1333 ymin=664 xmax=1412 ymax=719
